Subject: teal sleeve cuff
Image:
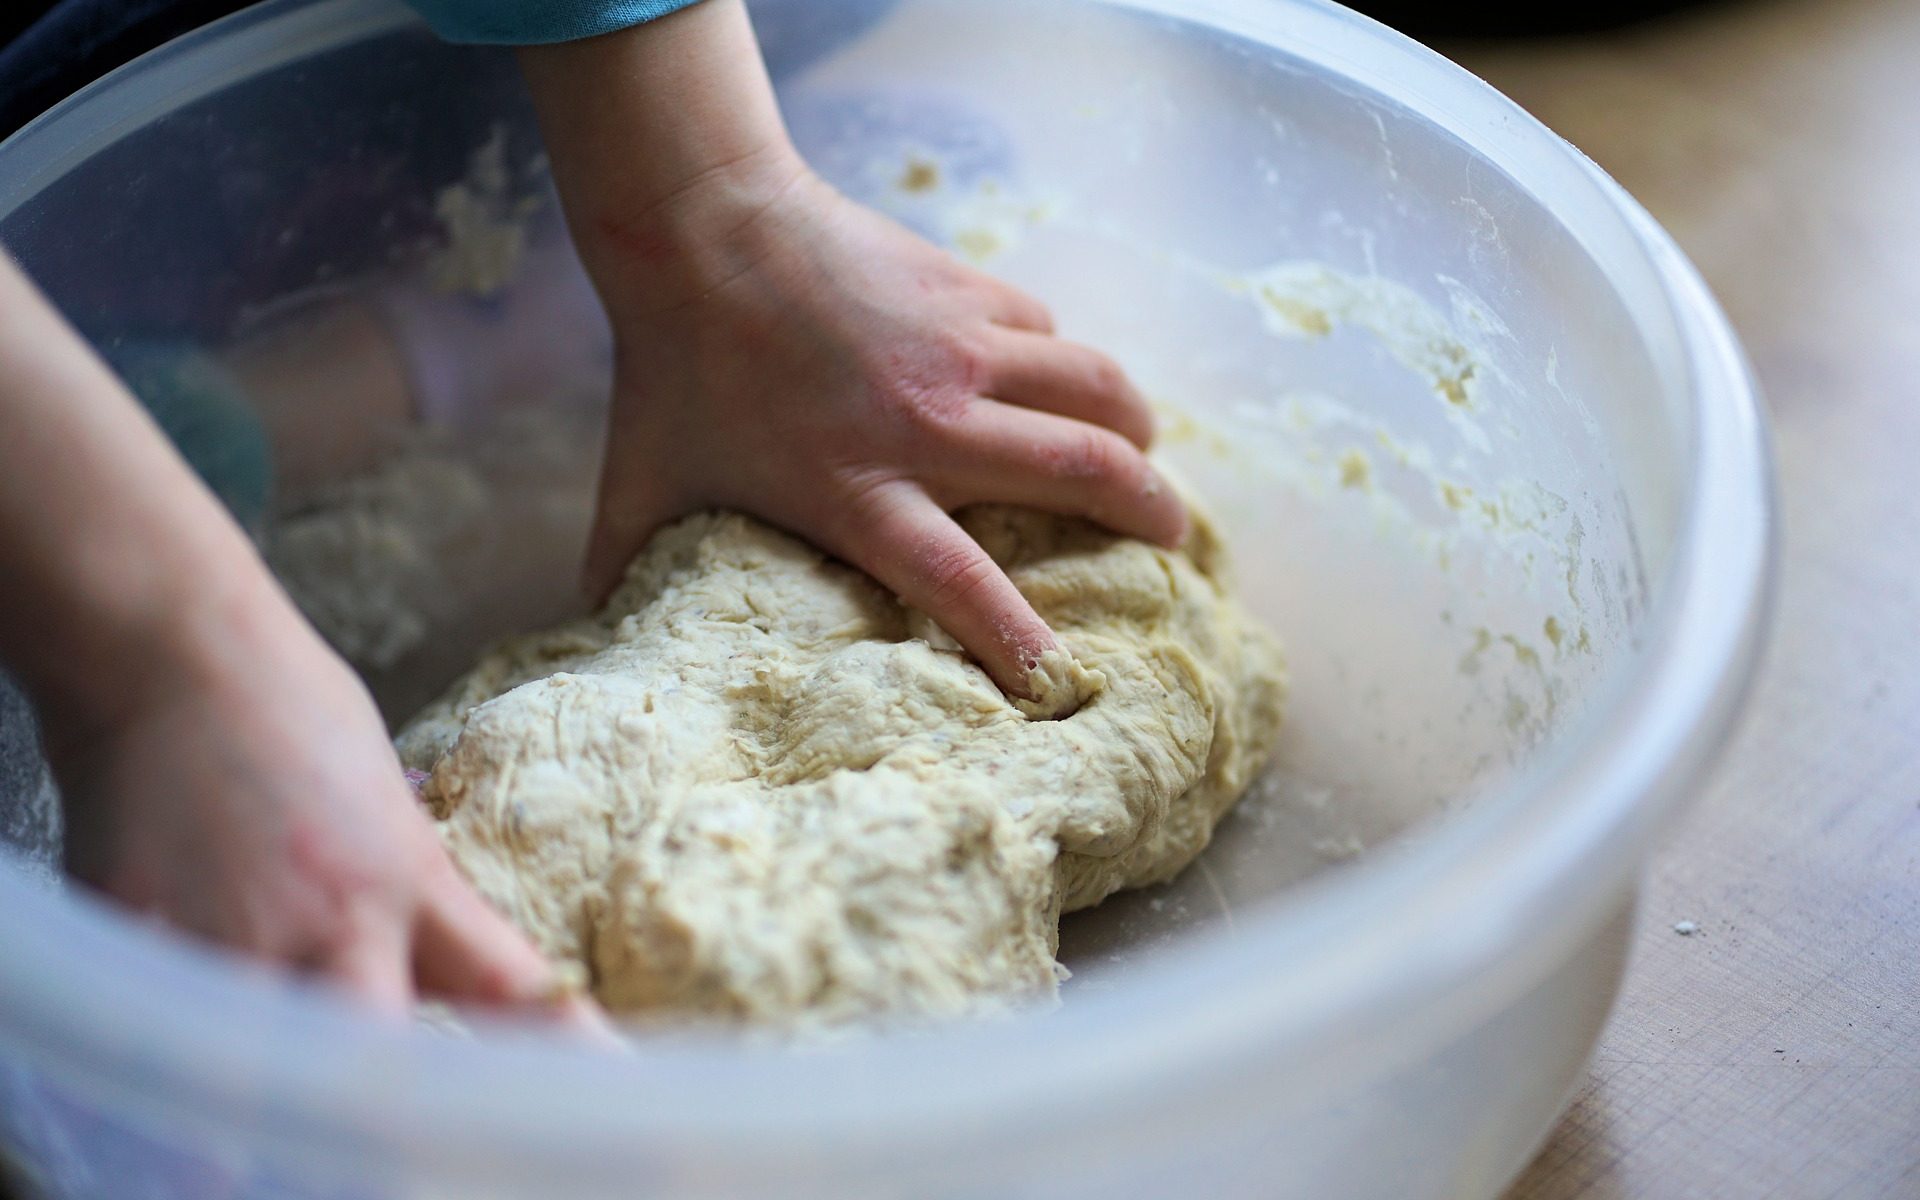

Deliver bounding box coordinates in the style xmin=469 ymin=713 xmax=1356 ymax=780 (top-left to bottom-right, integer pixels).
xmin=406 ymin=0 xmax=708 ymax=45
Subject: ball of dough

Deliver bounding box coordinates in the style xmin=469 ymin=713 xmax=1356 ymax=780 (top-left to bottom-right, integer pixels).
xmin=398 ymin=504 xmax=1285 ymax=1027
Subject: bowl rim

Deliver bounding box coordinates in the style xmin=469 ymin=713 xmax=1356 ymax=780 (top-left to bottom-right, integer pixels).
xmin=0 ymin=0 xmax=1775 ymax=1174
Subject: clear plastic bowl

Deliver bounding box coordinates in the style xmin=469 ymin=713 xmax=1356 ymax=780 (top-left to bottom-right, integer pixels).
xmin=0 ymin=1 xmax=1772 ymax=1197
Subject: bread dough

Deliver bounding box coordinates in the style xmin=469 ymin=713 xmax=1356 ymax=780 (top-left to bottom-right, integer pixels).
xmin=398 ymin=504 xmax=1285 ymax=1026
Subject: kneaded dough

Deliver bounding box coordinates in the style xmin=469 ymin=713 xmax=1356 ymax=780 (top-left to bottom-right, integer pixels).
xmin=398 ymin=505 xmax=1285 ymax=1026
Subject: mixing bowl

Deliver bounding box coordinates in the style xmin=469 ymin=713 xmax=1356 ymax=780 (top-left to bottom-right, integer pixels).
xmin=0 ymin=0 xmax=1772 ymax=1196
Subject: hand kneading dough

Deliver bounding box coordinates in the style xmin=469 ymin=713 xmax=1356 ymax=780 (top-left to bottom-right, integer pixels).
xmin=397 ymin=505 xmax=1285 ymax=1026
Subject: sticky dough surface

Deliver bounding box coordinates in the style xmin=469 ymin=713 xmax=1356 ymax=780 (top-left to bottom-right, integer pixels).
xmin=398 ymin=505 xmax=1285 ymax=1026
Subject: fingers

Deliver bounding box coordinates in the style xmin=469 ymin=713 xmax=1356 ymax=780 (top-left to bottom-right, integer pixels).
xmin=932 ymin=405 xmax=1188 ymax=548
xmin=314 ymin=910 xmax=415 ymax=1016
xmin=979 ymin=328 xmax=1154 ymax=449
xmin=550 ymin=993 xmax=628 ymax=1049
xmin=411 ymin=866 xmax=622 ymax=1041
xmin=972 ymin=274 xmax=1054 ymax=334
xmin=831 ymin=481 xmax=1058 ymax=697
xmin=412 ymin=855 xmax=568 ymax=1008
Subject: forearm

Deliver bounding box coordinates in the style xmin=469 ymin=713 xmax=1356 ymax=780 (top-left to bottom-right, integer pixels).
xmin=516 ymin=0 xmax=807 ymax=319
xmin=0 ymin=254 xmax=286 ymax=730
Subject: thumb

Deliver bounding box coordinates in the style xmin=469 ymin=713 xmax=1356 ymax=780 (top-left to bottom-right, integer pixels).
xmin=582 ymin=395 xmax=680 ymax=603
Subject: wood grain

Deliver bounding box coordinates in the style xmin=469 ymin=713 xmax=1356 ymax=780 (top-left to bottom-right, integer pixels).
xmin=1444 ymin=1 xmax=1920 ymax=1195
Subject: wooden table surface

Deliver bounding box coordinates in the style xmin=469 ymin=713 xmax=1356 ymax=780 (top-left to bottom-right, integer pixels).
xmin=1438 ymin=2 xmax=1920 ymax=1196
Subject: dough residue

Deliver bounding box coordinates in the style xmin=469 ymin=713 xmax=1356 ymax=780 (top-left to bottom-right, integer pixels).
xmin=399 ymin=505 xmax=1285 ymax=1027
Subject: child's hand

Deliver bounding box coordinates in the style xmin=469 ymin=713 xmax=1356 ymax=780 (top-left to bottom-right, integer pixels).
xmin=583 ymin=171 xmax=1185 ymax=694
xmin=0 ymin=253 xmax=599 ymax=1025
xmin=523 ymin=2 xmax=1185 ymax=697
xmin=52 ymin=598 xmax=598 ymax=1023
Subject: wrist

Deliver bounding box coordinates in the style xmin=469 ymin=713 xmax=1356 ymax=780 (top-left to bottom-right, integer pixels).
xmin=26 ymin=529 xmax=301 ymax=745
xmin=0 ymin=254 xmax=330 ymax=756
xmin=517 ymin=0 xmax=808 ymax=319
xmin=573 ymin=148 xmax=814 ymax=322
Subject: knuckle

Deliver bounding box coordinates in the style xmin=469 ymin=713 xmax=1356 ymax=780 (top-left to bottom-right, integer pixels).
xmin=1007 ymin=295 xmax=1046 ymax=328
xmin=1054 ymin=429 xmax=1131 ymax=483
xmin=1086 ymin=354 xmax=1130 ymax=398
xmin=901 ymin=388 xmax=972 ymax=434
xmin=871 ymin=341 xmax=982 ymax=431
xmin=942 ymin=332 xmax=992 ymax=394
xmin=920 ymin=543 xmax=1001 ymax=611
xmin=989 ymin=281 xmax=1052 ymax=330
xmin=826 ymin=469 xmax=905 ymax=550
xmin=284 ymin=820 xmax=401 ymax=927
xmin=835 ymin=467 xmax=901 ymax=520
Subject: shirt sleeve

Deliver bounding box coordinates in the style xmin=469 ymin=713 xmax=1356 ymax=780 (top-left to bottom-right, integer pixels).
xmin=406 ymin=0 xmax=709 ymax=45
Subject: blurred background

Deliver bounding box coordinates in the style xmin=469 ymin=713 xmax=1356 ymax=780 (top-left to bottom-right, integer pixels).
xmin=1445 ymin=1 xmax=1920 ymax=1193
xmin=2 ymin=0 xmax=1914 ymax=1196
xmin=0 ymin=0 xmax=1741 ymax=142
